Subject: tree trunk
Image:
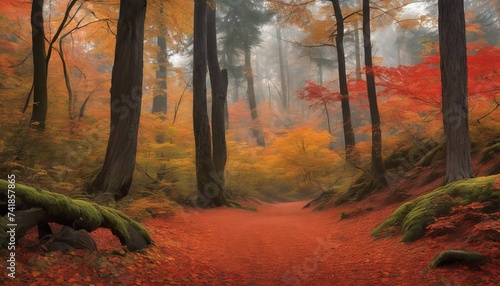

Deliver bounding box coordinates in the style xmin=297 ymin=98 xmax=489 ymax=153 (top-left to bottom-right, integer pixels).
xmin=0 ymin=180 xmax=151 ymax=251
xmin=438 ymin=0 xmax=473 ymax=183
xmin=87 ymin=0 xmax=147 ymax=203
xmin=59 ymin=36 xmax=74 ymax=119
xmin=276 ymin=25 xmax=288 ymax=110
xmin=354 ymin=21 xmax=362 ymax=80
xmin=363 ymin=0 xmax=387 ymax=187
xmin=152 ymin=2 xmax=167 ymax=115
xmin=318 ymin=62 xmax=324 ymax=86
xmin=245 ymin=47 xmax=265 ymax=146
xmin=207 ymin=1 xmax=229 ymax=206
xmin=331 ymin=0 xmax=356 ymax=158
xmin=233 ymin=78 xmax=239 ymax=102
xmin=152 ymin=34 xmax=167 ymax=114
xmin=193 ymin=0 xmax=226 ymax=207
xmin=30 ymin=0 xmax=48 ymax=130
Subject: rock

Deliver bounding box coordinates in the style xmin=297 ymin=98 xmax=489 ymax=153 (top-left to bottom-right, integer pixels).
xmin=429 ymin=249 xmax=485 ymax=268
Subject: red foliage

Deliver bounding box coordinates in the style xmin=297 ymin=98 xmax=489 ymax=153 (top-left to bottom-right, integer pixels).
xmin=426 ymin=202 xmax=500 ymax=245
xmin=297 ymin=80 xmax=342 ymax=109
xmin=374 ymin=46 xmax=500 ymax=110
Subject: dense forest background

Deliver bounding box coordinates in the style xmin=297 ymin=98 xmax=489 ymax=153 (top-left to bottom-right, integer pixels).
xmin=0 ymin=0 xmax=499 ymax=284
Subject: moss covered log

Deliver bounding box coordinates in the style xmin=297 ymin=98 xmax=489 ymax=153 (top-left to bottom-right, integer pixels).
xmin=0 ymin=180 xmax=152 ymax=251
xmin=371 ymin=175 xmax=500 ymax=242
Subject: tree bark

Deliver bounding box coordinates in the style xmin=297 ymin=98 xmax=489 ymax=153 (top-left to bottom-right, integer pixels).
xmin=331 ymin=0 xmax=356 ymax=158
xmin=438 ymin=0 xmax=473 ymax=183
xmin=363 ymin=0 xmax=387 ymax=187
xmin=58 ymin=35 xmax=75 ymax=119
xmin=207 ymin=1 xmax=229 ymax=206
xmin=193 ymin=0 xmax=226 ymax=207
xmin=276 ymin=25 xmax=288 ymax=110
xmin=30 ymin=0 xmax=48 ymax=130
xmin=354 ymin=21 xmax=362 ymax=80
xmin=87 ymin=0 xmax=147 ymax=203
xmin=152 ymin=33 xmax=167 ymax=114
xmin=245 ymin=47 xmax=265 ymax=146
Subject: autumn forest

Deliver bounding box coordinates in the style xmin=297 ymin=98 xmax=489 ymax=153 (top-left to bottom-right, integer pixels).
xmin=0 ymin=0 xmax=499 ymax=285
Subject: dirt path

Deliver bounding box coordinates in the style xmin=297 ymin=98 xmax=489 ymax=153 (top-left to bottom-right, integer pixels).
xmin=143 ymin=200 xmax=498 ymax=285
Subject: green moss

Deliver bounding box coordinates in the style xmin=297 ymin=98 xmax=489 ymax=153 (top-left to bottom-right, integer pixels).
xmin=0 ymin=217 xmax=8 ymax=249
xmin=400 ymin=195 xmax=453 ymax=242
xmin=416 ymin=143 xmax=444 ymax=167
xmin=480 ymin=142 xmax=500 ymax=163
xmin=0 ymin=180 xmax=152 ymax=250
xmin=372 ymin=175 xmax=500 ymax=242
xmin=371 ymin=201 xmax=416 ymax=237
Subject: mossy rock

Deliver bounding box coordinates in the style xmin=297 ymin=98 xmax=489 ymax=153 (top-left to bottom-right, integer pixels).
xmin=429 ymin=249 xmax=485 ymax=268
xmin=372 ymin=175 xmax=500 ymax=242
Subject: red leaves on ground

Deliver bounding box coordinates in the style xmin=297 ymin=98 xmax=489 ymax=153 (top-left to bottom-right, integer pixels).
xmin=1 ymin=197 xmax=499 ymax=285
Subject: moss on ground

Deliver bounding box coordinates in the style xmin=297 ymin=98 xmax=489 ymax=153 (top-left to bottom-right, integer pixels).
xmin=372 ymin=174 xmax=500 ymax=242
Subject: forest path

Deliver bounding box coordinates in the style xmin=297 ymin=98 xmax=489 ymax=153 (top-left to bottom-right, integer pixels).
xmin=142 ymin=200 xmax=492 ymax=285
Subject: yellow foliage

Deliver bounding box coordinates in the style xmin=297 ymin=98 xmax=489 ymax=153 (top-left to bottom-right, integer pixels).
xmin=265 ymin=126 xmax=341 ymax=188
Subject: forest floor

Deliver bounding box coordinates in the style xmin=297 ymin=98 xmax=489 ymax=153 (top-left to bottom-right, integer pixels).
xmin=1 ymin=155 xmax=499 ymax=285
xmin=2 ymin=182 xmax=499 ymax=285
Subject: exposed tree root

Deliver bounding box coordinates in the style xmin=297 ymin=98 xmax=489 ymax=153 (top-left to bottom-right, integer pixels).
xmin=303 ymin=191 xmax=334 ymax=210
xmin=335 ymin=174 xmax=382 ymax=205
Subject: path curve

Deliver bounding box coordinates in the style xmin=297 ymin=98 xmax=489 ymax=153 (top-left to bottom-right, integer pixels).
xmin=143 ymin=200 xmax=497 ymax=285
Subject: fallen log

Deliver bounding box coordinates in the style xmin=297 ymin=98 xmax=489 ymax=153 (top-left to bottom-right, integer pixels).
xmin=0 ymin=180 xmax=152 ymax=251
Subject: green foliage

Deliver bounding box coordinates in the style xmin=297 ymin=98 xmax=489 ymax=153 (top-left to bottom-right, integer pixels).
xmin=372 ymin=175 xmax=500 ymax=242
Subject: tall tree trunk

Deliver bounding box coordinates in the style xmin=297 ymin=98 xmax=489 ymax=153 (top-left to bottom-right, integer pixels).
xmin=192 ymin=0 xmax=225 ymax=207
xmin=283 ymin=31 xmax=292 ymax=111
xmin=254 ymin=50 xmax=264 ymax=103
xmin=152 ymin=30 xmax=167 ymax=114
xmin=354 ymin=21 xmax=362 ymax=80
xmin=363 ymin=0 xmax=387 ymax=187
xmin=87 ymin=0 xmax=147 ymax=203
xmin=245 ymin=47 xmax=265 ymax=146
xmin=152 ymin=2 xmax=167 ymax=115
xmin=207 ymin=1 xmax=229 ymax=206
xmin=233 ymin=78 xmax=239 ymax=102
xmin=58 ymin=37 xmax=72 ymax=119
xmin=30 ymin=0 xmax=48 ymax=130
xmin=331 ymin=0 xmax=356 ymax=158
xmin=276 ymin=25 xmax=288 ymax=110
xmin=318 ymin=62 xmax=324 ymax=86
xmin=438 ymin=0 xmax=473 ymax=183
